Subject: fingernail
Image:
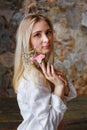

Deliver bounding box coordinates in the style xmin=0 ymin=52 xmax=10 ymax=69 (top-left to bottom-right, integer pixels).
xmin=39 ymin=63 xmax=41 ymax=66
xmin=59 ymin=75 xmax=61 ymax=78
xmin=39 ymin=63 xmax=42 ymax=67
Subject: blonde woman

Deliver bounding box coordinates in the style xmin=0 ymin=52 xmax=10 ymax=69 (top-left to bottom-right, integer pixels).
xmin=13 ymin=13 xmax=77 ymax=130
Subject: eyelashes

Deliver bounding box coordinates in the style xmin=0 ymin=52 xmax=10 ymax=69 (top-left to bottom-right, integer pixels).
xmin=33 ymin=30 xmax=52 ymax=38
xmin=34 ymin=33 xmax=41 ymax=38
xmin=46 ymin=30 xmax=52 ymax=35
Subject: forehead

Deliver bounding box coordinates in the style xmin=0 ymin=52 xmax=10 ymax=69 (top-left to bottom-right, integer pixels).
xmin=31 ymin=20 xmax=51 ymax=33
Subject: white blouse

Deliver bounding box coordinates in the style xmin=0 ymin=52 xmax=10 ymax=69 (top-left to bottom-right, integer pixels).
xmin=17 ymin=71 xmax=77 ymax=130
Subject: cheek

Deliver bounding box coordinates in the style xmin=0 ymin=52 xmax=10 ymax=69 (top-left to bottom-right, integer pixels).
xmin=49 ymin=34 xmax=53 ymax=42
xmin=31 ymin=40 xmax=41 ymax=50
xmin=30 ymin=39 xmax=37 ymax=48
xmin=51 ymin=35 xmax=54 ymax=42
xmin=34 ymin=43 xmax=40 ymax=49
xmin=50 ymin=37 xmax=53 ymax=46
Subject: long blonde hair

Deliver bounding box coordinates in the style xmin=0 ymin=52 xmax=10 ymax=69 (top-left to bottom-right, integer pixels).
xmin=13 ymin=14 xmax=54 ymax=92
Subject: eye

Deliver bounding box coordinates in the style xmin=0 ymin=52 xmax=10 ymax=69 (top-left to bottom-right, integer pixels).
xmin=46 ymin=30 xmax=52 ymax=35
xmin=34 ymin=33 xmax=41 ymax=38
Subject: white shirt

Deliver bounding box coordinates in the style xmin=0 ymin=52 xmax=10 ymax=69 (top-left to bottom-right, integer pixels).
xmin=17 ymin=71 xmax=77 ymax=130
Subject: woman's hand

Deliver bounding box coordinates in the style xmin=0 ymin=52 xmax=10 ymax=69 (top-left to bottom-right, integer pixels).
xmin=40 ymin=62 xmax=63 ymax=86
xmin=40 ymin=62 xmax=69 ymax=99
xmin=56 ymin=71 xmax=70 ymax=96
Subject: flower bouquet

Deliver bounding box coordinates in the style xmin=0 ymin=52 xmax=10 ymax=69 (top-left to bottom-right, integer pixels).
xmin=22 ymin=50 xmax=45 ymax=65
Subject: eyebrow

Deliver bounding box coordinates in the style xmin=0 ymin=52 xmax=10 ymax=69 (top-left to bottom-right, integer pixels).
xmin=32 ymin=31 xmax=41 ymax=35
xmin=32 ymin=28 xmax=52 ymax=35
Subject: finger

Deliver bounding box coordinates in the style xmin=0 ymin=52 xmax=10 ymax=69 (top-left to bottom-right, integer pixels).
xmin=59 ymin=75 xmax=68 ymax=86
xmin=40 ymin=62 xmax=46 ymax=73
xmin=57 ymin=71 xmax=67 ymax=81
xmin=51 ymin=64 xmax=56 ymax=76
xmin=47 ymin=62 xmax=51 ymax=76
xmin=40 ymin=62 xmax=47 ymax=77
xmin=56 ymin=71 xmax=65 ymax=77
xmin=57 ymin=72 xmax=65 ymax=78
xmin=58 ymin=75 xmax=65 ymax=83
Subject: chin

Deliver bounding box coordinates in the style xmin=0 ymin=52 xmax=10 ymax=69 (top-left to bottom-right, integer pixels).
xmin=43 ymin=52 xmax=50 ymax=55
xmin=43 ymin=49 xmax=51 ymax=54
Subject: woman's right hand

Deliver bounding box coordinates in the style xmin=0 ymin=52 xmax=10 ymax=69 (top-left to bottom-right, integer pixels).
xmin=40 ymin=62 xmax=65 ymax=99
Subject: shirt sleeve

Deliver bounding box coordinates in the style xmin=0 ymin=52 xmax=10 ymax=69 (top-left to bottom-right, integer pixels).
xmin=64 ymin=80 xmax=77 ymax=102
xmin=17 ymin=78 xmax=67 ymax=130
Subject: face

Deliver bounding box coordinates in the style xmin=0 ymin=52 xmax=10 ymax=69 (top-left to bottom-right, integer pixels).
xmin=30 ymin=20 xmax=53 ymax=55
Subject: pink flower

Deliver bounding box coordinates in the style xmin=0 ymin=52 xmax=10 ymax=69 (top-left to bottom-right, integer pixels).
xmin=30 ymin=56 xmax=36 ymax=63
xmin=30 ymin=54 xmax=45 ymax=64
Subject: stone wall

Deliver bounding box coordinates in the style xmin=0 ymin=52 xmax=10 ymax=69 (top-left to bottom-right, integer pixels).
xmin=0 ymin=0 xmax=87 ymax=97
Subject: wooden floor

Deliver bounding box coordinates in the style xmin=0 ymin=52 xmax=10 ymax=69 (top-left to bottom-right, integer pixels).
xmin=0 ymin=95 xmax=87 ymax=130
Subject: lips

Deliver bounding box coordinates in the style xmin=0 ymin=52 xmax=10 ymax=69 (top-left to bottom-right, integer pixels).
xmin=43 ymin=44 xmax=50 ymax=49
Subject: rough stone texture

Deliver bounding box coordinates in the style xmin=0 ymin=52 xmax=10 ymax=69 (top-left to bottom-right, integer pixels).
xmin=0 ymin=0 xmax=87 ymax=97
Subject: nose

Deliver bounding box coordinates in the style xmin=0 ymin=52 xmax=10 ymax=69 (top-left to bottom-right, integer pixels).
xmin=42 ymin=34 xmax=49 ymax=43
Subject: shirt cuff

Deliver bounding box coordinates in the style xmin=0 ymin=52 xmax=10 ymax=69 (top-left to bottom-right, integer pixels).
xmin=51 ymin=93 xmax=67 ymax=113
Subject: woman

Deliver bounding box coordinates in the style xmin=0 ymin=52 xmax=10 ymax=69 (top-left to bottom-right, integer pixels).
xmin=13 ymin=13 xmax=77 ymax=130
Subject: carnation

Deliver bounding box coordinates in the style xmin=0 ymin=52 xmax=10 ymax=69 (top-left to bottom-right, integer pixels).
xmin=30 ymin=54 xmax=45 ymax=64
